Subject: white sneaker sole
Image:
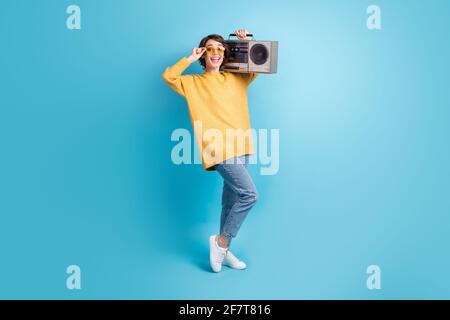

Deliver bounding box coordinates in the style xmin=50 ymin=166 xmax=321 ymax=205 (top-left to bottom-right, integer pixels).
xmin=223 ymin=261 xmax=247 ymax=270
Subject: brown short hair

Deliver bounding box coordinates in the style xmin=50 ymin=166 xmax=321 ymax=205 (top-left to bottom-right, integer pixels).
xmin=198 ymin=34 xmax=230 ymax=71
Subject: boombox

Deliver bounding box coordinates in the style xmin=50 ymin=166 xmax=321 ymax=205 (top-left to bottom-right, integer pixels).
xmin=224 ymin=34 xmax=278 ymax=74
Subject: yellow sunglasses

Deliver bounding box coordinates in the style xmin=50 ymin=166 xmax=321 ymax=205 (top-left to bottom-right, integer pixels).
xmin=205 ymin=47 xmax=225 ymax=55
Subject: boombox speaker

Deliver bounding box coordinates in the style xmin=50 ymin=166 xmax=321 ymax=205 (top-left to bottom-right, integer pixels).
xmin=224 ymin=34 xmax=278 ymax=74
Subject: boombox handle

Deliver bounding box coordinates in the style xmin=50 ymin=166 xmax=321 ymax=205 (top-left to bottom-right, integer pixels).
xmin=228 ymin=33 xmax=254 ymax=40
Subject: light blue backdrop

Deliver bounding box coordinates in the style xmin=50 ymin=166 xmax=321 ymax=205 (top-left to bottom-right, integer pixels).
xmin=1 ymin=0 xmax=449 ymax=299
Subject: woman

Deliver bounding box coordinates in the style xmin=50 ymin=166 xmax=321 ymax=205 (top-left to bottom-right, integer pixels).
xmin=162 ymin=29 xmax=259 ymax=273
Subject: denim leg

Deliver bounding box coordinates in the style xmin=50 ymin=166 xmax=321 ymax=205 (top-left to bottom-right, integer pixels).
xmin=215 ymin=155 xmax=258 ymax=240
xmin=220 ymin=181 xmax=237 ymax=235
xmin=219 ymin=156 xmax=250 ymax=234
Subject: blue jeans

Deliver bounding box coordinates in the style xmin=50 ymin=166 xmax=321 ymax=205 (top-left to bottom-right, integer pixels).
xmin=214 ymin=155 xmax=258 ymax=242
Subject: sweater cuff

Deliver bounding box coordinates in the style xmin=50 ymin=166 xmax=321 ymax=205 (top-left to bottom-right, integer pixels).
xmin=179 ymin=56 xmax=191 ymax=69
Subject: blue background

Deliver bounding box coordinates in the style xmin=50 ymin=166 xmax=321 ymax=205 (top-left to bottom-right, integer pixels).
xmin=1 ymin=0 xmax=449 ymax=299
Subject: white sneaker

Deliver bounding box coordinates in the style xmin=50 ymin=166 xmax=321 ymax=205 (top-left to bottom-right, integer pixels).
xmin=209 ymin=235 xmax=227 ymax=273
xmin=223 ymin=250 xmax=247 ymax=270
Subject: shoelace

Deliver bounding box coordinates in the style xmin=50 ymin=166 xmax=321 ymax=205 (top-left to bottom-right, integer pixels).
xmin=215 ymin=244 xmax=228 ymax=262
xmin=214 ymin=251 xmax=226 ymax=263
xmin=213 ymin=236 xmax=230 ymax=263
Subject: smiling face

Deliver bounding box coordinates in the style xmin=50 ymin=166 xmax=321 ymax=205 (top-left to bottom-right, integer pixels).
xmin=203 ymin=39 xmax=225 ymax=72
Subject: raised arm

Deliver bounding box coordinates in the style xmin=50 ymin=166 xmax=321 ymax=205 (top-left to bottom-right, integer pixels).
xmin=232 ymin=29 xmax=258 ymax=86
xmin=239 ymin=72 xmax=258 ymax=86
xmin=162 ymin=47 xmax=206 ymax=97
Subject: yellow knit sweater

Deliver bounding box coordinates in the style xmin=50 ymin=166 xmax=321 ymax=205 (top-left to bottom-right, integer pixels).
xmin=162 ymin=57 xmax=258 ymax=170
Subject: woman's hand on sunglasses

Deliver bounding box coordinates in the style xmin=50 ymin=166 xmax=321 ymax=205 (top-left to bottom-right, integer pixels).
xmin=188 ymin=47 xmax=206 ymax=63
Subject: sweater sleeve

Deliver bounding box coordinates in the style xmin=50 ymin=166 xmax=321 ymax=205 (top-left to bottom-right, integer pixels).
xmin=235 ymin=72 xmax=258 ymax=86
xmin=162 ymin=57 xmax=191 ymax=97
